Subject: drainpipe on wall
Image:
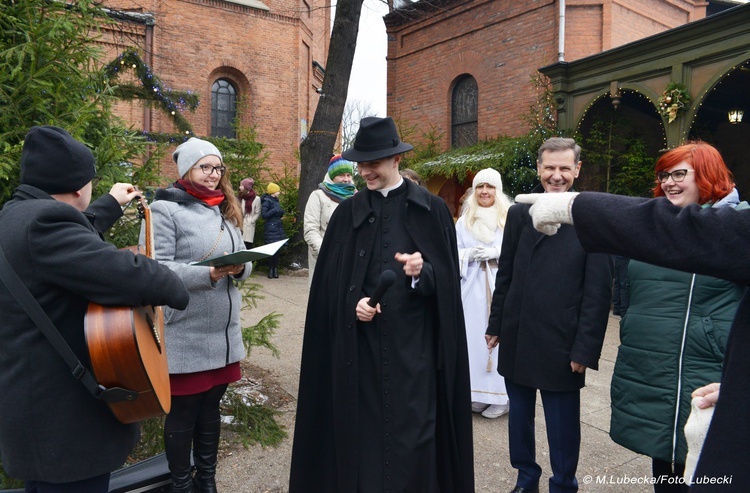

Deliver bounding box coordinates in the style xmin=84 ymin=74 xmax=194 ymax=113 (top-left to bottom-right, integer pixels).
xmin=144 ymin=19 xmax=154 ymax=133
xmin=558 ymin=0 xmax=565 ymax=62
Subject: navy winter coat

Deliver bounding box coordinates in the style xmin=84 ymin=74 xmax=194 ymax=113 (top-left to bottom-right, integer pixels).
xmin=261 ymin=194 xmax=286 ymax=243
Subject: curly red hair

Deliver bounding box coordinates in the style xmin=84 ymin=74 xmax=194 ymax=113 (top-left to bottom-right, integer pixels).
xmin=653 ymin=141 xmax=735 ymax=204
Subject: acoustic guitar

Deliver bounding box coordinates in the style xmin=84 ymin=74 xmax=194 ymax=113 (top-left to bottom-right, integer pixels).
xmin=84 ymin=196 xmax=170 ymax=424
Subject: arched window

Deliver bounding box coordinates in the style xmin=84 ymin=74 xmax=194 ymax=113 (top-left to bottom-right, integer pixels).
xmin=451 ymin=75 xmax=478 ymax=148
xmin=211 ymin=79 xmax=237 ymax=138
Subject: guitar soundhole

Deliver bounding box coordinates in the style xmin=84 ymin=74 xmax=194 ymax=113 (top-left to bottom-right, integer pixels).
xmin=145 ymin=311 xmax=163 ymax=353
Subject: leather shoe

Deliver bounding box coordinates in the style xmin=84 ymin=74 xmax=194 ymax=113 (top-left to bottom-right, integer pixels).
xmin=510 ymin=487 xmax=539 ymax=493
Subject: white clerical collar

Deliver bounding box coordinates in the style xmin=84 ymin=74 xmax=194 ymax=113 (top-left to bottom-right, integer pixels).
xmin=377 ymin=178 xmax=404 ymax=197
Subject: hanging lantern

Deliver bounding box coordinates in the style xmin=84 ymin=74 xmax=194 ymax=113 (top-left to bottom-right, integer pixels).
xmin=728 ymin=109 xmax=744 ymax=124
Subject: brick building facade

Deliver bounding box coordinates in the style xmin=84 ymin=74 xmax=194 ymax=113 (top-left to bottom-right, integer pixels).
xmin=384 ymin=0 xmax=708 ymax=152
xmin=100 ymin=0 xmax=331 ymax=179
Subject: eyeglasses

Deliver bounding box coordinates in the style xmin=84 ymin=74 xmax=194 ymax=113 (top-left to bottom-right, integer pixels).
xmin=656 ymin=169 xmax=693 ymax=183
xmin=195 ymin=164 xmax=227 ymax=176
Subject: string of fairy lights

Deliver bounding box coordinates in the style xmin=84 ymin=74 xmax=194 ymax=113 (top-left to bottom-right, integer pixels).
xmin=103 ymin=49 xmax=200 ymax=143
xmin=574 ymin=55 xmax=750 ymax=148
xmin=688 ymin=59 xmax=750 ymax=134
xmin=576 ymin=89 xmax=668 ymax=150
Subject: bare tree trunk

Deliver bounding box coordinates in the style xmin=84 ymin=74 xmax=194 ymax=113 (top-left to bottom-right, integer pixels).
xmin=292 ymin=0 xmax=365 ymax=264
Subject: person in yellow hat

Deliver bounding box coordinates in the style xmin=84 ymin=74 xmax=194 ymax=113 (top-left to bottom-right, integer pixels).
xmin=261 ymin=182 xmax=286 ymax=278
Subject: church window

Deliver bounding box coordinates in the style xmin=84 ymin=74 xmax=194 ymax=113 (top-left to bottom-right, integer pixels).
xmin=451 ymin=75 xmax=478 ymax=148
xmin=211 ymin=79 xmax=237 ymax=139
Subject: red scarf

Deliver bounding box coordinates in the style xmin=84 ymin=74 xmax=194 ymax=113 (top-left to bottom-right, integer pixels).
xmin=239 ymin=189 xmax=257 ymax=215
xmin=176 ymin=179 xmax=225 ymax=207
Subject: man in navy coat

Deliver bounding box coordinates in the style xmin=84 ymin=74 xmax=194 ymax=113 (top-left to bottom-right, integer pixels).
xmin=486 ymin=137 xmax=613 ymax=493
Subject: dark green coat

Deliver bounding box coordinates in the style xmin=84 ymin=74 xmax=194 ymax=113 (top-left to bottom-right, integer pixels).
xmin=573 ymin=192 xmax=750 ymax=492
xmin=610 ymin=260 xmax=743 ymax=463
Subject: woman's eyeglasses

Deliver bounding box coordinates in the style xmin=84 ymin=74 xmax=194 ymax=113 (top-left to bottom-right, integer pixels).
xmin=656 ymin=169 xmax=693 ymax=183
xmin=195 ymin=164 xmax=227 ymax=176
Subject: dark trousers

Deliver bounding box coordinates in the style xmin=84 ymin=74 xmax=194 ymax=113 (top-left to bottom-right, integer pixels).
xmin=267 ymin=252 xmax=280 ymax=270
xmin=506 ymin=379 xmax=581 ymax=493
xmin=25 ymin=473 xmax=110 ymax=493
xmin=652 ymin=458 xmax=689 ymax=493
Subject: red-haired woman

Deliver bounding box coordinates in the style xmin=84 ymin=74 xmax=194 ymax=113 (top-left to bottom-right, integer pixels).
xmin=609 ymin=141 xmax=746 ymax=492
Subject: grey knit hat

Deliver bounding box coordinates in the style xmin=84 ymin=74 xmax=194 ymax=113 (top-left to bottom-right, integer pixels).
xmin=20 ymin=126 xmax=97 ymax=195
xmin=173 ymin=137 xmax=223 ymax=178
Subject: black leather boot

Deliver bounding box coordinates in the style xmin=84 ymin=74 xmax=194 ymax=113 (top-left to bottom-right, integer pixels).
xmin=272 ymin=267 xmax=279 ymax=278
xmin=164 ymin=427 xmax=195 ymax=493
xmin=192 ymin=419 xmax=222 ymax=493
xmin=267 ymin=268 xmax=273 ymax=278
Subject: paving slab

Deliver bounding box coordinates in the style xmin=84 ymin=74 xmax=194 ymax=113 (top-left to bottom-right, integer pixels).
xmin=217 ymin=271 xmax=653 ymax=492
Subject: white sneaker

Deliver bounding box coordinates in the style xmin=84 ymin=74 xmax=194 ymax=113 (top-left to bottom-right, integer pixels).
xmin=471 ymin=402 xmax=490 ymax=413
xmin=481 ymin=404 xmax=509 ymax=419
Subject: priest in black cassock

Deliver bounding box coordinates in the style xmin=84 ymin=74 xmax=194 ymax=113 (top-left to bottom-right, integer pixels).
xmin=289 ymin=117 xmax=474 ymax=493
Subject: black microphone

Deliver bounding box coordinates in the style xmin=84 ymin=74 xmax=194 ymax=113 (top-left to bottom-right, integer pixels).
xmin=367 ymin=270 xmax=397 ymax=307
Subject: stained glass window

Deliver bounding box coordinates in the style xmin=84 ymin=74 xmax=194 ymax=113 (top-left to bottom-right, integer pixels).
xmin=451 ymin=75 xmax=478 ymax=148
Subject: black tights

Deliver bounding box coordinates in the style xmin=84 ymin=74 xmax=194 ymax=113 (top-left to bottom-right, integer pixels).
xmin=165 ymin=384 xmax=228 ymax=434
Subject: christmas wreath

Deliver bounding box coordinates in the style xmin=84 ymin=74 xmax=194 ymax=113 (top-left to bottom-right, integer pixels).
xmin=658 ymin=82 xmax=691 ymax=123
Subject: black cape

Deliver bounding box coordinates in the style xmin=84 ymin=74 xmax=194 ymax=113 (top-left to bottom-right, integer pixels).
xmin=289 ymin=181 xmax=474 ymax=492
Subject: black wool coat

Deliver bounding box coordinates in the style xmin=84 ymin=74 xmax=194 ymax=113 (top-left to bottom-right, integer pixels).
xmin=0 ymin=185 xmax=189 ymax=483
xmin=289 ymin=181 xmax=474 ymax=493
xmin=487 ymin=199 xmax=613 ymax=392
xmin=573 ymin=192 xmax=750 ymax=492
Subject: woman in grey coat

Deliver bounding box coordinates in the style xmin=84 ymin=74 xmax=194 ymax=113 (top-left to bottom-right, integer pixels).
xmin=148 ymin=138 xmax=251 ymax=493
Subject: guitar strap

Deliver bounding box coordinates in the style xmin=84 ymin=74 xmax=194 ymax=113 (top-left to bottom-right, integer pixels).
xmin=0 ymin=246 xmax=138 ymax=404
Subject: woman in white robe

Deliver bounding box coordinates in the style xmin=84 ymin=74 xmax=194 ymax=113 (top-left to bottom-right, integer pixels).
xmin=456 ymin=168 xmax=513 ymax=418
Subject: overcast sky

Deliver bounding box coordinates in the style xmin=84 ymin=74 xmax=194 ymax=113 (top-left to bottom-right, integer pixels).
xmin=345 ymin=0 xmax=390 ymax=117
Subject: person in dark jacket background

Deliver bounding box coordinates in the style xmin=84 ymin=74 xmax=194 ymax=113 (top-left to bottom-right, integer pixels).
xmin=608 ymin=142 xmax=745 ymax=492
xmin=261 ymin=182 xmax=286 ymax=278
xmin=0 ymin=126 xmax=189 ymax=493
xmin=289 ymin=116 xmax=474 ymax=493
xmin=515 ymin=187 xmax=750 ymax=493
xmin=486 ymin=137 xmax=613 ymax=493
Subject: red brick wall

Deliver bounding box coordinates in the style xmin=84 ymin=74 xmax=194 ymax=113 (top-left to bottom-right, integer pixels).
xmin=100 ymin=0 xmax=330 ymax=180
xmin=386 ymin=0 xmax=706 ymax=151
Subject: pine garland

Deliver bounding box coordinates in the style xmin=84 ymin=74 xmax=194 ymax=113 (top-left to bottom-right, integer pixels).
xmin=104 ymin=49 xmax=200 ymax=136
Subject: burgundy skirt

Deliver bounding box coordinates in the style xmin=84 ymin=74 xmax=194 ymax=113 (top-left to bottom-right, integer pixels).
xmin=169 ymin=362 xmax=241 ymax=396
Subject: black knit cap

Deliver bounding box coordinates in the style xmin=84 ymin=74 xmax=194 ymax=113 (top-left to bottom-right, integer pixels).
xmin=20 ymin=126 xmax=97 ymax=194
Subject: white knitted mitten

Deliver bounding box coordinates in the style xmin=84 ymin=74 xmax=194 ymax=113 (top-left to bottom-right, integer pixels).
xmin=515 ymin=192 xmax=579 ymax=235
xmin=683 ymin=396 xmax=715 ymax=485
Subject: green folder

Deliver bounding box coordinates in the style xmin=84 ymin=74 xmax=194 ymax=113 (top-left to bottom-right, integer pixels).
xmin=191 ymin=239 xmax=288 ymax=267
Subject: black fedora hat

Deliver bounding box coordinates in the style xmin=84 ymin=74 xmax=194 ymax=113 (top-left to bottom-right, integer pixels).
xmin=342 ymin=117 xmax=414 ymax=162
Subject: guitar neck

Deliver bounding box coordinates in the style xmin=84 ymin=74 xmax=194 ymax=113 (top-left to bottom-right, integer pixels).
xmin=137 ymin=196 xmax=154 ymax=259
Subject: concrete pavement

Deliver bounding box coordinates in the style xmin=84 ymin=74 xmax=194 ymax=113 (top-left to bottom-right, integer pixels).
xmin=216 ymin=270 xmax=654 ymax=492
